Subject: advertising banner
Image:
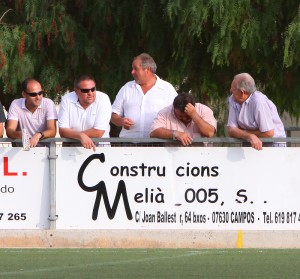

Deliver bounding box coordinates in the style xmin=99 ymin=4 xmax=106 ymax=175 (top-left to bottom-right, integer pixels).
xmin=56 ymin=147 xmax=300 ymax=230
xmin=0 ymin=147 xmax=50 ymax=229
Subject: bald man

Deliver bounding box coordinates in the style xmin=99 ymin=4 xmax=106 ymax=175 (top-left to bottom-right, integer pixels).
xmin=6 ymin=78 xmax=57 ymax=147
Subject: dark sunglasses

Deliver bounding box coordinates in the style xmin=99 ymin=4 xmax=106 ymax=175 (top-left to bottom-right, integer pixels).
xmin=26 ymin=91 xmax=44 ymax=97
xmin=78 ymin=87 xmax=96 ymax=93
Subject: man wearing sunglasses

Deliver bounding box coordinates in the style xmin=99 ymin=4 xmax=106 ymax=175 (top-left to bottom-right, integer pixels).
xmin=58 ymin=74 xmax=111 ymax=151
xmin=150 ymin=93 xmax=217 ymax=146
xmin=6 ymin=78 xmax=58 ymax=147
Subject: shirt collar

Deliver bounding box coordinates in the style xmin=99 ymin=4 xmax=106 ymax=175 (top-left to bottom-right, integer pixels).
xmin=244 ymin=92 xmax=255 ymax=105
xmin=21 ymin=98 xmax=42 ymax=111
xmin=153 ymin=75 xmax=164 ymax=89
xmin=69 ymin=91 xmax=97 ymax=109
xmin=133 ymin=75 xmax=164 ymax=90
xmin=69 ymin=91 xmax=79 ymax=104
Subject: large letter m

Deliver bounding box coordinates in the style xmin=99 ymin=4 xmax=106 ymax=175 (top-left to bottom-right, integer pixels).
xmin=77 ymin=153 xmax=133 ymax=221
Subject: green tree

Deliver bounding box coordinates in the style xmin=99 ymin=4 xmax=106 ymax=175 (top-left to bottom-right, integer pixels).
xmin=1 ymin=0 xmax=300 ymax=134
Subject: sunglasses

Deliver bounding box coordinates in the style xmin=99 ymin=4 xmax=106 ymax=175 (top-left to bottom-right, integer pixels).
xmin=78 ymin=87 xmax=96 ymax=93
xmin=26 ymin=91 xmax=44 ymax=97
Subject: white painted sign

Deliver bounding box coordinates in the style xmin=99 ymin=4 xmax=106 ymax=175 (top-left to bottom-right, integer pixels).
xmin=0 ymin=147 xmax=50 ymax=229
xmin=56 ymin=147 xmax=300 ymax=230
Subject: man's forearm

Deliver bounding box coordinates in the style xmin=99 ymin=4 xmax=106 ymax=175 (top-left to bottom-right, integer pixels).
xmin=228 ymin=126 xmax=274 ymax=139
xmin=192 ymin=115 xmax=215 ymax=137
xmin=227 ymin=126 xmax=250 ymax=140
xmin=247 ymin=129 xmax=274 ymax=138
xmin=150 ymin=128 xmax=173 ymax=139
xmin=111 ymin=113 xmax=123 ymax=127
xmin=59 ymin=128 xmax=105 ymax=139
xmin=6 ymin=129 xmax=22 ymax=139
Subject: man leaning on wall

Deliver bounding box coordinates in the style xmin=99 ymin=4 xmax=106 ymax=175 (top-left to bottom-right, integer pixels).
xmin=150 ymin=93 xmax=217 ymax=146
xmin=227 ymin=73 xmax=286 ymax=150
xmin=58 ymin=74 xmax=111 ymax=151
xmin=6 ymin=78 xmax=58 ymax=147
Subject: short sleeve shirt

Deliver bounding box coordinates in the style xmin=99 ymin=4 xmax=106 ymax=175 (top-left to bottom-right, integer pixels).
xmin=58 ymin=91 xmax=111 ymax=138
xmin=112 ymin=75 xmax=177 ymax=138
xmin=7 ymin=98 xmax=58 ymax=137
xmin=150 ymin=103 xmax=217 ymax=138
xmin=227 ymin=91 xmax=286 ymax=138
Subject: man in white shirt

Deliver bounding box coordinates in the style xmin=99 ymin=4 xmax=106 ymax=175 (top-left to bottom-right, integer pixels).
xmin=58 ymin=74 xmax=111 ymax=151
xmin=111 ymin=53 xmax=177 ymax=138
xmin=6 ymin=78 xmax=57 ymax=147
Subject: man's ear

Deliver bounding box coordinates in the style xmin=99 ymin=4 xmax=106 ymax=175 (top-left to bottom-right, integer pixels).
xmin=21 ymin=91 xmax=26 ymax=98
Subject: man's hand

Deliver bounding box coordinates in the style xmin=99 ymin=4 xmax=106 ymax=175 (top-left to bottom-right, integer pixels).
xmin=29 ymin=133 xmax=42 ymax=148
xmin=184 ymin=103 xmax=197 ymax=119
xmin=79 ymin=133 xmax=96 ymax=151
xmin=248 ymin=134 xmax=263 ymax=150
xmin=228 ymin=126 xmax=264 ymax=151
xmin=122 ymin=118 xmax=135 ymax=130
xmin=175 ymin=131 xmax=193 ymax=146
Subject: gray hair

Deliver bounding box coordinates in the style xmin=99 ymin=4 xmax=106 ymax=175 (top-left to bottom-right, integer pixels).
xmin=133 ymin=53 xmax=157 ymax=73
xmin=234 ymin=73 xmax=257 ymax=94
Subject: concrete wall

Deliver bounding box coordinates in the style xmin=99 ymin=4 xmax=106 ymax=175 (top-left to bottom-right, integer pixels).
xmin=2 ymin=105 xmax=300 ymax=249
xmin=1 ymin=230 xmax=300 ymax=249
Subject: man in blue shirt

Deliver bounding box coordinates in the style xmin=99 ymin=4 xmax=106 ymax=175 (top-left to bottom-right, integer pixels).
xmin=227 ymin=73 xmax=286 ymax=150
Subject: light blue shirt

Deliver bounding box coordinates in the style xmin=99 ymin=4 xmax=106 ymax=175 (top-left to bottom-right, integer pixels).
xmin=227 ymin=91 xmax=286 ymax=138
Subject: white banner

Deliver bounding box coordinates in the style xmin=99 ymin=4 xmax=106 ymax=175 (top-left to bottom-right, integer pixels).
xmin=0 ymin=147 xmax=50 ymax=229
xmin=56 ymin=147 xmax=300 ymax=230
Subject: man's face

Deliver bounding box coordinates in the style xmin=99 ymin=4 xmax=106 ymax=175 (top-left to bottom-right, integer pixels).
xmin=230 ymin=79 xmax=244 ymax=104
xmin=131 ymin=58 xmax=149 ymax=85
xmin=75 ymin=79 xmax=96 ymax=108
xmin=22 ymin=81 xmax=43 ymax=108
xmin=174 ymin=108 xmax=192 ymax=125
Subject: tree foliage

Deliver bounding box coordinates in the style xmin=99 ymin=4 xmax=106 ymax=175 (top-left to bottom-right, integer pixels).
xmin=1 ymin=0 xmax=300 ymax=132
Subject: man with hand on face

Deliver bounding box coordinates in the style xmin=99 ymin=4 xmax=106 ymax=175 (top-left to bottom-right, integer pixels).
xmin=58 ymin=74 xmax=111 ymax=151
xmin=111 ymin=53 xmax=177 ymax=138
xmin=6 ymin=78 xmax=57 ymax=147
xmin=150 ymin=93 xmax=217 ymax=146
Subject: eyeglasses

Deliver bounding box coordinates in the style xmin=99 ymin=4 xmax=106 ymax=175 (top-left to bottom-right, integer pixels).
xmin=26 ymin=91 xmax=44 ymax=97
xmin=78 ymin=87 xmax=96 ymax=93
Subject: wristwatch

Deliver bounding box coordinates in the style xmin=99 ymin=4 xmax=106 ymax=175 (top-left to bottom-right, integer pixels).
xmin=39 ymin=132 xmax=44 ymax=140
